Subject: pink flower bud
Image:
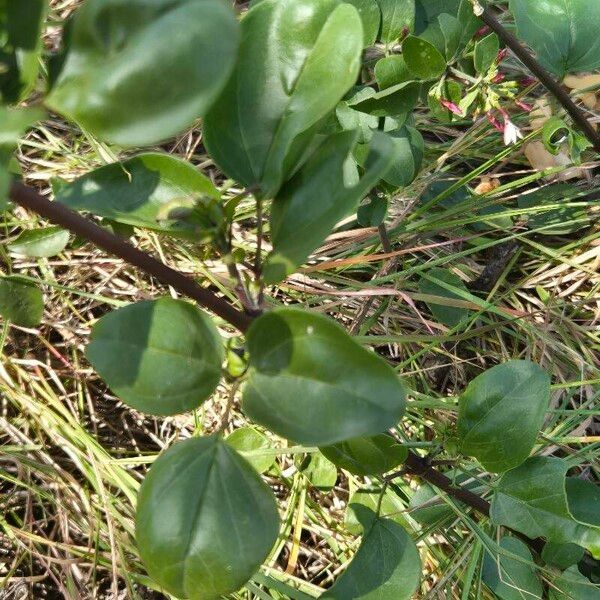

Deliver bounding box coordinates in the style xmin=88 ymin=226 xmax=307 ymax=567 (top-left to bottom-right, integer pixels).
xmin=487 ymin=112 xmax=505 ymax=132
xmin=515 ymin=99 xmax=533 ymax=112
xmin=491 ymin=73 xmax=505 ymax=84
xmin=496 ymin=48 xmax=509 ymax=63
xmin=475 ymin=25 xmax=491 ymax=38
xmin=440 ymin=98 xmax=463 ymax=116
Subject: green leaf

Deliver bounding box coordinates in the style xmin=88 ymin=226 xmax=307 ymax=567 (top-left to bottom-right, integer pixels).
xmin=242 ymin=308 xmax=407 ymax=446
xmin=549 ymin=566 xmax=600 ymax=600
xmin=418 ymin=267 xmax=471 ymax=328
xmin=87 ymin=298 xmax=223 ymax=416
xmin=263 ymin=130 xmax=397 ymax=284
xmin=322 ymin=513 xmax=421 ymax=599
xmin=321 ymin=434 xmax=407 ymax=476
xmin=375 ymin=55 xmax=412 ymax=90
xmin=474 ymin=34 xmax=500 ymax=74
xmin=300 ymin=451 xmax=338 ymax=490
xmin=336 ymin=88 xmax=380 ymax=143
xmin=491 ymin=457 xmax=600 ymax=559
xmin=8 ymin=227 xmax=70 ymax=258
xmin=136 ymin=436 xmax=279 ymax=600
xmin=510 ymin=0 xmax=600 ymax=77
xmin=345 ymin=0 xmax=382 ymax=47
xmin=402 ymin=35 xmax=446 ymax=79
xmin=482 ymin=536 xmax=543 ymax=600
xmin=542 ymin=542 xmax=585 ymax=570
xmin=380 ymin=125 xmax=424 ymax=188
xmin=566 ymin=478 xmax=600 ymax=527
xmin=0 ymin=0 xmax=48 ymax=102
xmin=345 ymin=487 xmax=409 ymax=535
xmin=46 ymin=0 xmax=239 ymax=146
xmin=428 ymin=80 xmax=463 ymax=122
xmin=414 ymin=0 xmax=460 ymax=34
xmin=225 ymin=427 xmax=276 ymax=474
xmin=204 ymin=0 xmax=363 ymax=199
xmin=348 ymin=80 xmax=421 ymax=119
xmin=0 ymin=276 xmax=43 ymax=327
xmin=357 ymin=195 xmax=388 ymax=227
xmin=376 ymin=0 xmax=415 ymax=44
xmin=457 ymin=360 xmax=551 ymax=473
xmin=55 ymin=153 xmax=220 ymax=237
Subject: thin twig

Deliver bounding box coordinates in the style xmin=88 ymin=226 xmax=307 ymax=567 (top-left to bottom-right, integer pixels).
xmin=476 ymin=2 xmax=600 ymax=152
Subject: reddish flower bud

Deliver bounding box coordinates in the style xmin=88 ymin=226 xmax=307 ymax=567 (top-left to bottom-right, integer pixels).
xmin=487 ymin=111 xmax=505 ymax=132
xmin=440 ymin=98 xmax=463 ymax=116
xmin=491 ymin=73 xmax=505 ymax=84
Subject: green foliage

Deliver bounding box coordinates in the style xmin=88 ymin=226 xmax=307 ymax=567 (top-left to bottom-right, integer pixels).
xmin=204 ymin=0 xmax=364 ymax=199
xmin=377 ymin=0 xmax=415 ymax=44
xmin=0 ymin=276 xmax=43 ymax=327
xmin=542 ymin=542 xmax=585 ymax=570
xmin=418 ymin=267 xmax=471 ymax=328
xmin=242 ymin=308 xmax=407 ymax=445
xmin=345 ymin=487 xmax=408 ymax=534
xmin=457 ymin=360 xmax=551 ymax=472
xmin=510 ymin=0 xmax=600 ymax=77
xmin=225 ymin=427 xmax=276 ymax=474
xmin=321 ymin=434 xmax=407 ymax=476
xmin=8 ymin=226 xmax=69 ymax=258
xmin=482 ymin=536 xmax=543 ymax=600
xmin=135 ymin=436 xmax=279 ymax=599
xmin=55 ymin=153 xmax=221 ymax=238
xmin=323 ymin=510 xmax=421 ymax=599
xmin=87 ymin=299 xmax=223 ymax=415
xmin=549 ymin=566 xmax=600 ymax=600
xmin=0 ymin=0 xmax=48 ymax=102
xmin=47 ymin=0 xmax=239 ymax=146
xmin=403 ymin=35 xmax=446 ymax=79
xmin=300 ymin=451 xmax=338 ymax=490
xmin=491 ymin=457 xmax=600 ymax=558
xmin=345 ymin=0 xmax=381 ymax=46
xmin=474 ymin=34 xmax=500 ymax=75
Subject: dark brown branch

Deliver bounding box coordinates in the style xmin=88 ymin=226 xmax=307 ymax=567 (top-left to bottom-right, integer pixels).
xmin=9 ymin=182 xmax=253 ymax=333
xmin=478 ymin=4 xmax=600 ymax=152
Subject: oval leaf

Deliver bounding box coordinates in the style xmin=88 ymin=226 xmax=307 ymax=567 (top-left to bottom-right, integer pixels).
xmin=345 ymin=0 xmax=382 ymax=47
xmin=47 ymin=0 xmax=239 ymax=146
xmin=542 ymin=542 xmax=585 ymax=570
xmin=418 ymin=267 xmax=471 ymax=328
xmin=323 ymin=513 xmax=421 ymax=599
xmin=87 ymin=298 xmax=223 ymax=415
xmin=457 ymin=360 xmax=551 ymax=472
xmin=263 ymin=130 xmax=397 ymax=284
xmin=9 ymin=226 xmax=69 ymax=258
xmin=491 ymin=457 xmax=600 ymax=559
xmin=510 ymin=0 xmax=600 ymax=77
xmin=225 ymin=427 xmax=276 ymax=474
xmin=242 ymin=308 xmax=407 ymax=446
xmin=321 ymin=434 xmax=407 ymax=476
xmin=482 ymin=536 xmax=543 ymax=600
xmin=549 ymin=566 xmax=600 ymax=600
xmin=377 ymin=0 xmax=415 ymax=44
xmin=345 ymin=487 xmax=409 ymax=535
xmin=402 ymin=35 xmax=446 ymax=79
xmin=204 ymin=0 xmax=363 ymax=198
xmin=0 ymin=276 xmax=43 ymax=327
xmin=136 ymin=436 xmax=279 ymax=599
xmin=55 ymin=153 xmax=219 ymax=236
xmin=300 ymin=451 xmax=338 ymax=490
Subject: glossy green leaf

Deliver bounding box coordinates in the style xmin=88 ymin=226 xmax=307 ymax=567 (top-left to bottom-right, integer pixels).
xmin=491 ymin=457 xmax=600 ymax=558
xmin=542 ymin=542 xmax=585 ymax=570
xmin=136 ymin=436 xmax=279 ymax=600
xmin=482 ymin=536 xmax=543 ymax=600
xmin=380 ymin=125 xmax=423 ymax=188
xmin=475 ymin=34 xmax=500 ymax=74
xmin=225 ymin=427 xmax=276 ymax=474
xmin=47 ymin=0 xmax=239 ymax=146
xmin=55 ymin=153 xmax=220 ymax=236
xmin=345 ymin=0 xmax=382 ymax=46
xmin=300 ymin=451 xmax=338 ymax=490
xmin=8 ymin=227 xmax=70 ymax=258
xmin=349 ymin=80 xmax=421 ymax=119
xmin=321 ymin=434 xmax=407 ymax=476
xmin=0 ymin=276 xmax=44 ymax=327
xmin=0 ymin=0 xmax=48 ymax=102
xmin=376 ymin=0 xmax=415 ymax=44
xmin=336 ymin=89 xmax=379 ymax=143
xmin=414 ymin=0 xmax=480 ymax=48
xmin=243 ymin=308 xmax=407 ymax=446
xmin=87 ymin=299 xmax=223 ymax=416
xmin=345 ymin=487 xmax=409 ymax=535
xmin=204 ymin=0 xmax=363 ymax=199
xmin=323 ymin=512 xmax=421 ymax=599
xmin=375 ymin=55 xmax=412 ymax=90
xmin=549 ymin=566 xmax=600 ymax=600
xmin=402 ymin=35 xmax=446 ymax=79
xmin=418 ymin=267 xmax=471 ymax=328
xmin=263 ymin=130 xmax=397 ymax=283
xmin=510 ymin=0 xmax=600 ymax=77
xmin=566 ymin=478 xmax=600 ymax=528
xmin=457 ymin=360 xmax=551 ymax=473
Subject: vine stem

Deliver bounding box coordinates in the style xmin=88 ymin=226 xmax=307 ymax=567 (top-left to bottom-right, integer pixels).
xmin=8 ymin=181 xmax=543 ymax=553
xmin=476 ymin=2 xmax=600 ymax=152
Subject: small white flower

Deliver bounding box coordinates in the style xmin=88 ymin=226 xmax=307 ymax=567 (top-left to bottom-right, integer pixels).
xmin=503 ymin=119 xmax=524 ymax=146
